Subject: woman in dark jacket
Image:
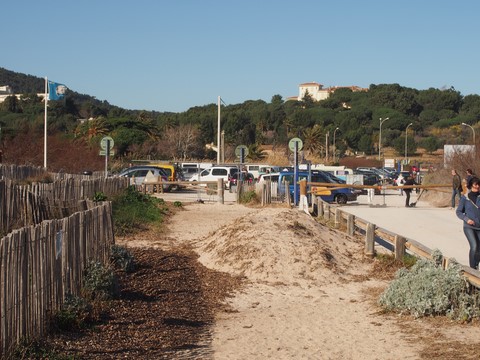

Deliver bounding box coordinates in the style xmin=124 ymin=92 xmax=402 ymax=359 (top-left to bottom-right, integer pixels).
xmin=456 ymin=176 xmax=480 ymax=269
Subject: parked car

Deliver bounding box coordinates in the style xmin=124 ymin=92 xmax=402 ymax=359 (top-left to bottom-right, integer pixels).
xmin=229 ymin=172 xmax=255 ymax=192
xmin=262 ymin=170 xmax=358 ymax=204
xmin=118 ymin=166 xmax=170 ymax=191
xmin=180 ymin=163 xmax=211 ymax=180
xmin=189 ymin=165 xmax=239 ymax=189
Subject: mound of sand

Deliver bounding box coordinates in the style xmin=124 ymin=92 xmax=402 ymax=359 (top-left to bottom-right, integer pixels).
xmin=195 ymin=207 xmax=368 ymax=286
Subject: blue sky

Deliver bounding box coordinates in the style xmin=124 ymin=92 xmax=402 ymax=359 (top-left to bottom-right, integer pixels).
xmin=2 ymin=1 xmax=479 ymax=113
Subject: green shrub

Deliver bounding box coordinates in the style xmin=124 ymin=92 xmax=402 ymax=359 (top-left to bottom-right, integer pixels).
xmin=173 ymin=201 xmax=183 ymax=207
xmin=112 ymin=186 xmax=168 ymax=235
xmin=239 ymin=190 xmax=258 ymax=204
xmin=53 ymin=294 xmax=92 ymax=331
xmin=11 ymin=339 xmax=74 ymax=360
xmin=111 ymin=245 xmax=135 ymax=272
xmin=379 ymin=250 xmax=480 ymax=321
xmin=83 ymin=261 xmax=118 ymax=301
xmin=93 ymin=191 xmax=107 ymax=202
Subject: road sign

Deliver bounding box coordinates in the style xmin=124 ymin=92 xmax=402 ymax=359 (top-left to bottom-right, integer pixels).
xmin=235 ymin=145 xmax=249 ymax=158
xmin=99 ymin=150 xmax=115 ymax=156
xmin=289 ymin=137 xmax=303 ymax=152
xmin=100 ymin=136 xmax=114 ymax=150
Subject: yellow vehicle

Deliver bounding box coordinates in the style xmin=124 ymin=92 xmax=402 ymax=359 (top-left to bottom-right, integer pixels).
xmin=130 ymin=160 xmax=185 ymax=191
xmin=149 ymin=163 xmax=185 ymax=191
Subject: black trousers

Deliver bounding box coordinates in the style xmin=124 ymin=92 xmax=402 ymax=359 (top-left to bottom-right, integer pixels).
xmin=405 ymin=190 xmax=411 ymax=207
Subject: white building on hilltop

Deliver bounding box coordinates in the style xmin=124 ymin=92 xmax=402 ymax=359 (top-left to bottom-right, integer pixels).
xmin=287 ymin=82 xmax=368 ymax=102
xmin=0 ymin=85 xmax=46 ymax=103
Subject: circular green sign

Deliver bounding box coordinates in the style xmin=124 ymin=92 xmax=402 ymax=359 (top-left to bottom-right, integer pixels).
xmin=100 ymin=136 xmax=114 ymax=150
xmin=235 ymin=145 xmax=249 ymax=158
xmin=288 ymin=137 xmax=303 ymax=152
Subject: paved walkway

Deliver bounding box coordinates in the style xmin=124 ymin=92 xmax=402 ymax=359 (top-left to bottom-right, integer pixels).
xmin=340 ymin=189 xmax=469 ymax=266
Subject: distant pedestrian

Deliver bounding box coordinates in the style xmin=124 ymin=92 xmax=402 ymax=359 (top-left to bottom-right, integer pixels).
xmin=466 ymin=169 xmax=475 ymax=193
xmin=403 ymin=174 xmax=417 ymax=207
xmin=456 ymin=176 xmax=480 ymax=269
xmin=451 ymin=169 xmax=463 ymax=208
xmin=413 ymin=171 xmax=421 ymax=193
xmin=397 ymin=173 xmax=405 ymax=196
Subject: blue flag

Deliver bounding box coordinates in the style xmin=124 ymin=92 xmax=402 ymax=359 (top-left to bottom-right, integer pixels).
xmin=48 ymin=81 xmax=67 ymax=101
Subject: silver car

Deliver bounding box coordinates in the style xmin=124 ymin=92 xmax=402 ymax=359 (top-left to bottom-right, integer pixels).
xmin=118 ymin=166 xmax=170 ymax=191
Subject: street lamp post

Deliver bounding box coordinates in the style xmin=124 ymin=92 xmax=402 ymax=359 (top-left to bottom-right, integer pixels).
xmin=333 ymin=127 xmax=340 ymax=163
xmin=378 ymin=117 xmax=390 ymax=161
xmin=462 ymin=122 xmax=476 ymax=145
xmin=325 ymin=131 xmax=329 ymax=163
xmin=404 ymin=123 xmax=413 ymax=164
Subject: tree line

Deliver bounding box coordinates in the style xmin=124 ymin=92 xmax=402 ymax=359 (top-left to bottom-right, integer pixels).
xmin=1 ymin=67 xmax=480 ymax=169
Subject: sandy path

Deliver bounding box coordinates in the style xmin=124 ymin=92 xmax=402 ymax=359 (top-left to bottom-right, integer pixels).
xmin=162 ymin=202 xmax=480 ymax=359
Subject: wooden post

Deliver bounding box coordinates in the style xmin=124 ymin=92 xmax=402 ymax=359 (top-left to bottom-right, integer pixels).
xmin=324 ymin=203 xmax=330 ymax=221
xmin=238 ymin=180 xmax=243 ymax=202
xmin=317 ymin=198 xmax=323 ymax=219
xmin=286 ymin=181 xmax=291 ymax=206
xmin=347 ymin=214 xmax=355 ymax=236
xmin=299 ymin=179 xmax=307 ymax=196
xmin=365 ymin=223 xmax=375 ymax=257
xmin=394 ymin=235 xmax=406 ymax=261
xmin=334 ymin=208 xmax=342 ymax=228
xmin=158 ymin=176 xmax=163 ymax=193
xmin=261 ymin=183 xmax=266 ymax=206
xmin=217 ymin=179 xmax=224 ymax=204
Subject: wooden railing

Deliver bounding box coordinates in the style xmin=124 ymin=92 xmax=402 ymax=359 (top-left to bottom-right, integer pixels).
xmin=313 ymin=196 xmax=480 ymax=288
xmin=136 ymin=179 xmax=226 ymax=204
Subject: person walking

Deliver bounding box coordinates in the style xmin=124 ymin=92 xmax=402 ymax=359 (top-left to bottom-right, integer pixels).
xmin=456 ymin=176 xmax=480 ymax=269
xmin=396 ymin=173 xmax=404 ymax=196
xmin=465 ymin=168 xmax=475 ymax=193
xmin=403 ymin=174 xmax=417 ymax=207
xmin=451 ymin=169 xmax=463 ymax=208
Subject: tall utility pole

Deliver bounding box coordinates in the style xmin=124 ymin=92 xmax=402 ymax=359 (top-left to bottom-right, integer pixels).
xmin=333 ymin=127 xmax=340 ymax=163
xmin=378 ymin=117 xmax=390 ymax=161
xmin=325 ymin=131 xmax=329 ymax=163
xmin=217 ymin=96 xmax=221 ymax=164
xmin=404 ymin=122 xmax=413 ymax=163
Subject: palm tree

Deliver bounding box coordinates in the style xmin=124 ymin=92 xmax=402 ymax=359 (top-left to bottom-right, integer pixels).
xmin=303 ymin=124 xmax=324 ymax=157
xmin=247 ymin=143 xmax=267 ymax=161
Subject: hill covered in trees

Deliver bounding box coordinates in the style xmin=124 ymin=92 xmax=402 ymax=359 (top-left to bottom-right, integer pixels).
xmin=1 ymin=67 xmax=479 ymax=173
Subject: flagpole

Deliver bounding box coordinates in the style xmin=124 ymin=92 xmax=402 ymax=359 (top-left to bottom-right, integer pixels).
xmin=44 ymin=77 xmax=48 ymax=169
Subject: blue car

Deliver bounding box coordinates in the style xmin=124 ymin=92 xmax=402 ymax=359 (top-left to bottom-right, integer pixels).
xmin=276 ymin=170 xmax=358 ymax=204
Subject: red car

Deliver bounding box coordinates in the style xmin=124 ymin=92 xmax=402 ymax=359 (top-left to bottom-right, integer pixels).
xmin=229 ymin=172 xmax=255 ymax=191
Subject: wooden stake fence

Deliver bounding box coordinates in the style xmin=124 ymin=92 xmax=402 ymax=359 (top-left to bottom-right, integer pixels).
xmin=0 ymin=202 xmax=115 ymax=358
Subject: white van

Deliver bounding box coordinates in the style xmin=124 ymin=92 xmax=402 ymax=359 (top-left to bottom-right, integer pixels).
xmin=299 ymin=164 xmax=354 ymax=181
xmin=243 ymin=164 xmax=276 ymax=179
xmin=189 ymin=165 xmax=238 ymax=189
xmin=180 ymin=162 xmax=213 ymax=180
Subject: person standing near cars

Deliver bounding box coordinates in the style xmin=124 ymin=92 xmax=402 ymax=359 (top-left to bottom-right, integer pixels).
xmin=451 ymin=169 xmax=463 ymax=208
xmin=403 ymin=174 xmax=417 ymax=207
xmin=456 ymin=176 xmax=480 ymax=269
xmin=396 ymin=172 xmax=405 ymax=196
